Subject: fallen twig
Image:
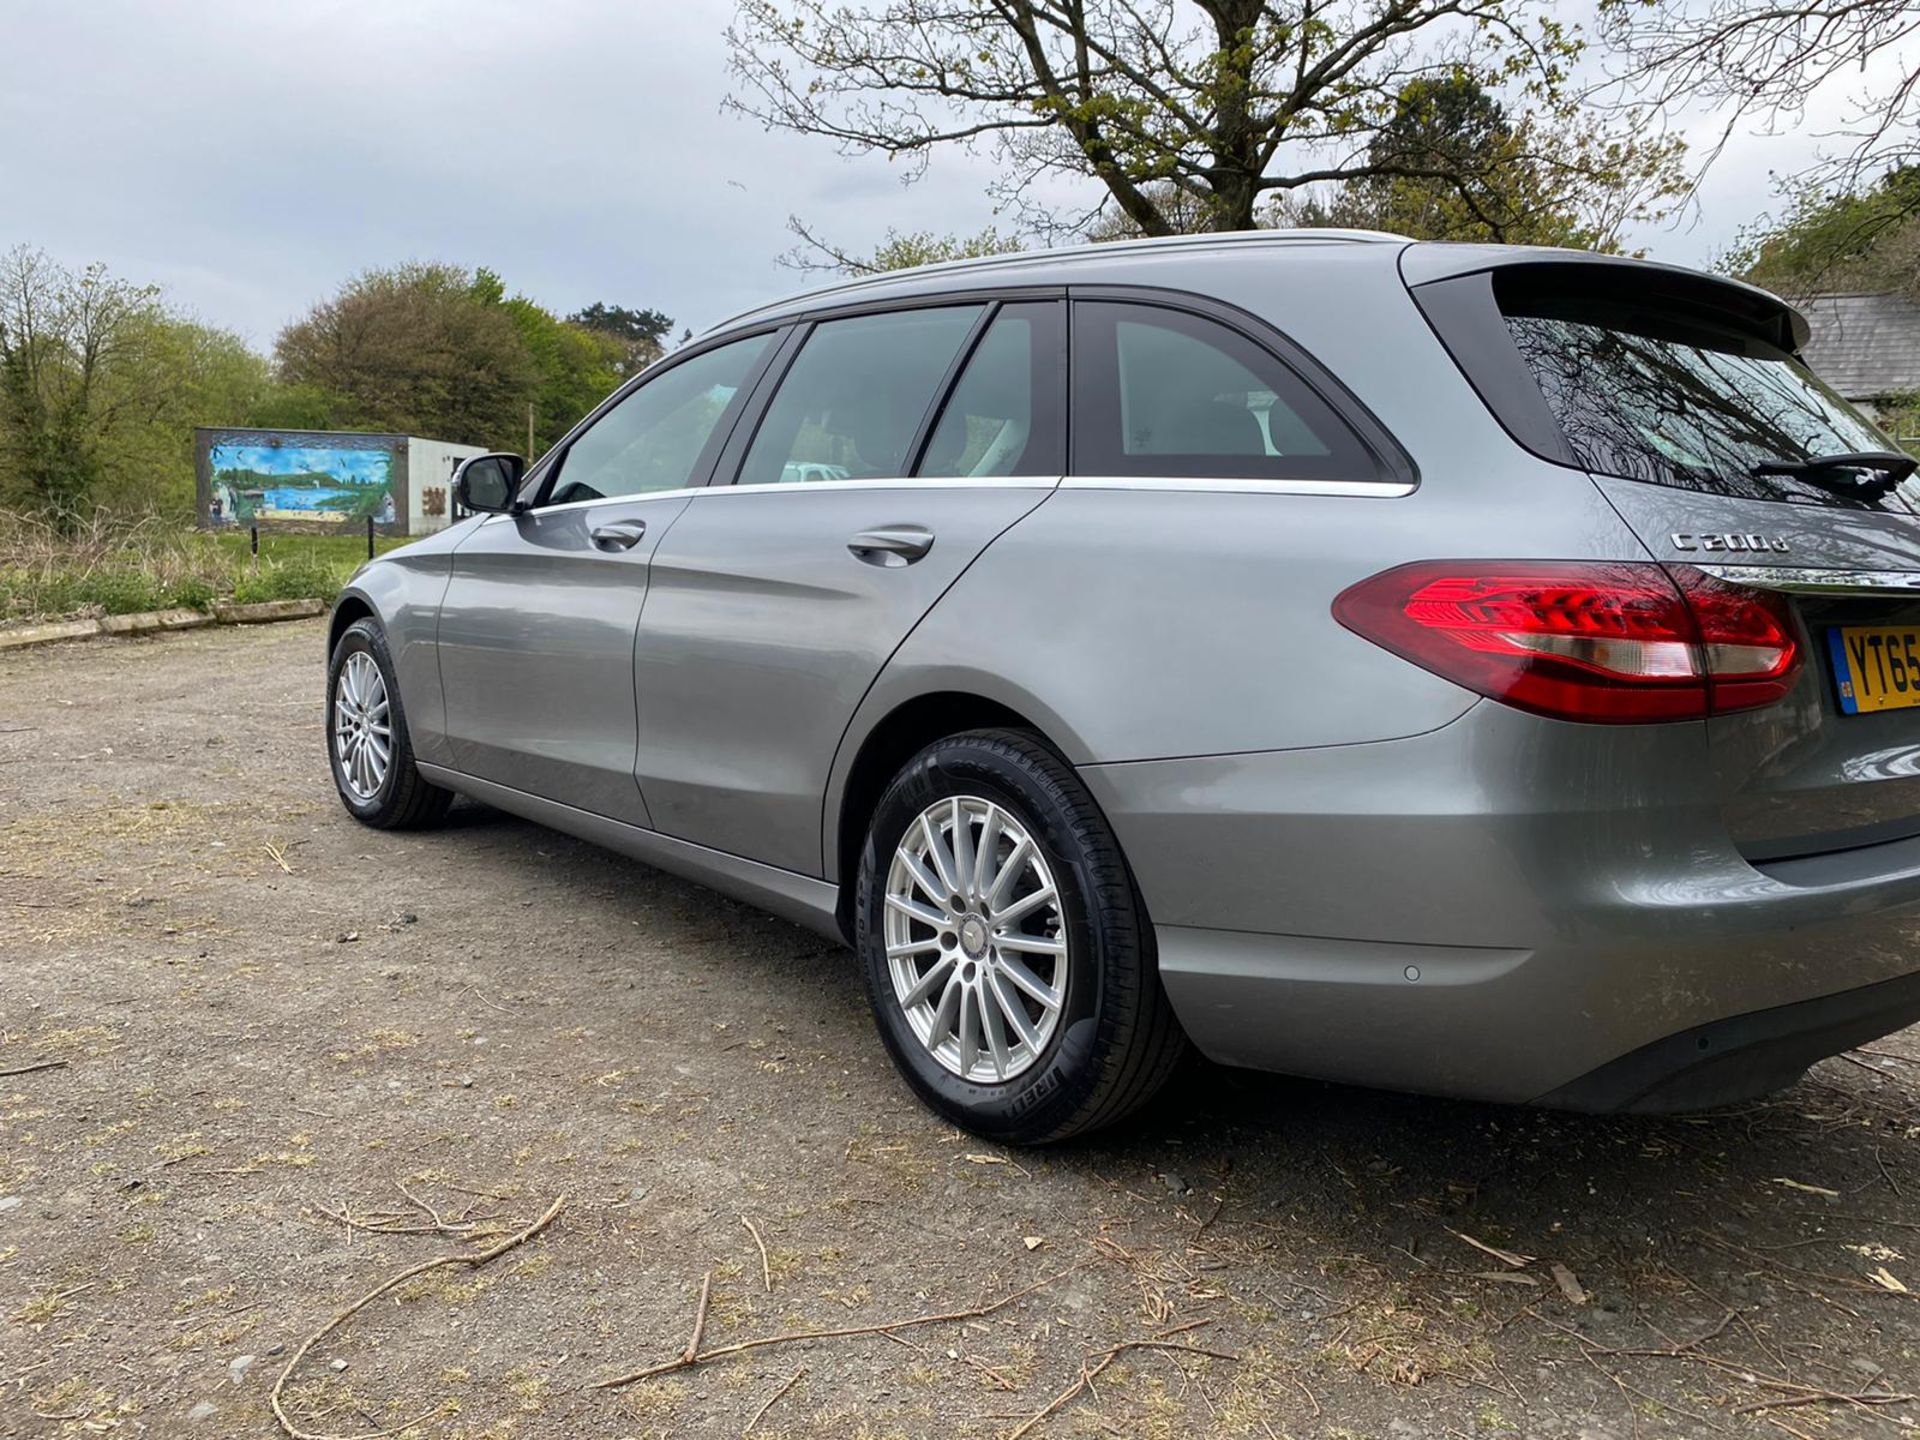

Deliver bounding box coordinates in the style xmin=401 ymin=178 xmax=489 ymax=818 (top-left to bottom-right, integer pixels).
xmin=463 ymin=984 xmax=510 ymax=1014
xmin=1006 ymin=1337 xmax=1239 ymax=1439
xmin=308 ymin=1202 xmax=474 ymax=1239
xmin=264 ymin=841 xmax=293 ymax=875
xmin=1855 ymin=1047 xmax=1920 ymax=1067
xmin=681 ymin=1271 xmax=715 ymax=1367
xmin=1446 ymin=1228 xmax=1533 ymax=1269
xmin=742 ymin=1216 xmax=772 ymax=1293
xmin=743 ymin=1366 xmax=804 ymax=1435
xmin=0 ymin=1059 xmax=67 ymax=1078
xmin=1697 ymin=1232 xmax=1917 ymax=1301
xmin=1734 ymin=1390 xmax=1916 ymax=1416
xmin=270 ymin=1194 xmax=565 ymax=1440
xmin=595 ymin=1265 xmax=1080 ymax=1390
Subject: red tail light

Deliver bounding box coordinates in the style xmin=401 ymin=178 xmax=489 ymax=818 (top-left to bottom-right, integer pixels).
xmin=1333 ymin=561 xmax=1801 ymax=723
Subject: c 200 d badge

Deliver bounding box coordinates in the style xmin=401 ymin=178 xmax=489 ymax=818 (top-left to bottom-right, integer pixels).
xmin=1670 ymin=533 xmax=1790 ymax=553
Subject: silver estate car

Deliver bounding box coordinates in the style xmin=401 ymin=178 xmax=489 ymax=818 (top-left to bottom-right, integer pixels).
xmin=326 ymin=230 xmax=1920 ymax=1143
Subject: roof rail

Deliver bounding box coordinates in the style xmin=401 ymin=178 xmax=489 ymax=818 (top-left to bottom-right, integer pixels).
xmin=710 ymin=227 xmax=1413 ymax=333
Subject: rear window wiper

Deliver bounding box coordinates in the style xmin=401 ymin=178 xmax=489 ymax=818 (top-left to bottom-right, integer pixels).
xmin=1753 ymin=450 xmax=1918 ymax=499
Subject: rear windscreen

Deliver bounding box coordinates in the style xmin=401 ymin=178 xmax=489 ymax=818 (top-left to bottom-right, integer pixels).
xmin=1499 ymin=286 xmax=1908 ymax=511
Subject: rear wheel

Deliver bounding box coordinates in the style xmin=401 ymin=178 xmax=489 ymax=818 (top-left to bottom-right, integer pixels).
xmin=856 ymin=729 xmax=1186 ymax=1143
xmin=326 ymin=618 xmax=452 ymax=830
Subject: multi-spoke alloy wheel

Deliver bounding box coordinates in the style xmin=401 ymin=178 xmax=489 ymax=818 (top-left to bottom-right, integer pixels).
xmin=333 ymin=650 xmax=392 ymax=801
xmin=326 ymin=617 xmax=451 ymax=830
xmin=858 ymin=730 xmax=1188 ymax=1144
xmin=884 ymin=795 xmax=1068 ymax=1083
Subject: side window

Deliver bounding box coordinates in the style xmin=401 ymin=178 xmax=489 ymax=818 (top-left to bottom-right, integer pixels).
xmin=1072 ymin=301 xmax=1377 ymax=481
xmin=917 ymin=302 xmax=1065 ymax=478
xmin=737 ymin=306 xmax=983 ymax=485
xmin=546 ymin=333 xmax=771 ymax=505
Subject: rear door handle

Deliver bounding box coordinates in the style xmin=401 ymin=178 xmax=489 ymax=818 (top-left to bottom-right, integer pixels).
xmin=847 ymin=526 xmax=934 ymax=567
xmin=590 ymin=520 xmax=647 ymax=551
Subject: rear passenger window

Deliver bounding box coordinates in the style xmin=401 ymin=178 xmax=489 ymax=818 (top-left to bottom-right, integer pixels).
xmin=918 ymin=302 xmax=1065 ymax=478
xmin=737 ymin=307 xmax=983 ymax=485
xmin=1072 ymin=302 xmax=1376 ymax=481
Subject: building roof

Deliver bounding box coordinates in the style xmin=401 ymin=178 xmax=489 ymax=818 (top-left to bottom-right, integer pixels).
xmin=1799 ymin=292 xmax=1920 ymax=400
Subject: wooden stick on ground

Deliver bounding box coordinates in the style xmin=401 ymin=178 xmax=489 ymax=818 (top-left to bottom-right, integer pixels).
xmin=0 ymin=1059 xmax=68 ymax=1078
xmin=741 ymin=1215 xmax=772 ymax=1293
xmin=1006 ymin=1338 xmax=1239 ymax=1440
xmin=270 ymin=1194 xmax=566 ymax=1440
xmin=595 ymin=1265 xmax=1079 ymax=1390
xmin=681 ymin=1271 xmax=715 ymax=1366
xmin=1733 ymin=1390 xmax=1916 ymax=1416
xmin=743 ymin=1366 xmax=805 ymax=1435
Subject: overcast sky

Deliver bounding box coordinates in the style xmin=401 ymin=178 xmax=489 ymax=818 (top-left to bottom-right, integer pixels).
xmin=1 ymin=0 xmax=1859 ymax=350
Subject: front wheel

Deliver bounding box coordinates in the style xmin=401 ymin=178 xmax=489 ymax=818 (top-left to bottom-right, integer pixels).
xmin=326 ymin=618 xmax=452 ymax=830
xmin=856 ymin=729 xmax=1187 ymax=1144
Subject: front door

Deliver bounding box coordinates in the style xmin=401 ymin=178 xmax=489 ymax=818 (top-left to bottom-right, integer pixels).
xmin=436 ymin=331 xmax=777 ymax=823
xmin=634 ymin=299 xmax=1066 ymax=874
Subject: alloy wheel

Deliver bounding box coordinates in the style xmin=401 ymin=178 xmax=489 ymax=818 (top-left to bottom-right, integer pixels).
xmin=883 ymin=795 xmax=1068 ymax=1083
xmin=333 ymin=651 xmax=392 ymax=801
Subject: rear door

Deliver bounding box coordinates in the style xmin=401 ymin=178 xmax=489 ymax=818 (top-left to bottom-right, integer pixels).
xmin=1413 ymin=260 xmax=1920 ymax=861
xmin=435 ymin=331 xmax=776 ymax=823
xmin=633 ymin=297 xmax=1067 ymax=875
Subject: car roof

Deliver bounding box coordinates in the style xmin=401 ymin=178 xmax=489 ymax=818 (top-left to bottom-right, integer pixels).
xmin=704 ymin=230 xmax=1809 ymax=353
xmin=706 ymin=228 xmax=1413 ymax=334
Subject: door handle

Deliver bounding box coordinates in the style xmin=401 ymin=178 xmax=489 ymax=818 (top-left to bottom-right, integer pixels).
xmin=847 ymin=526 xmax=934 ymax=567
xmin=589 ymin=520 xmax=647 ymax=551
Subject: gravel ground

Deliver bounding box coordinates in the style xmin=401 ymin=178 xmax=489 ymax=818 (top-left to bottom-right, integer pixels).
xmin=6 ymin=620 xmax=1920 ymax=1440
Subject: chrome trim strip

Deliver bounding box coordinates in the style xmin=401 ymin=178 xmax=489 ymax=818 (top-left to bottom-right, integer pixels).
xmin=703 ymin=476 xmax=1059 ymax=496
xmin=1697 ymin=564 xmax=1920 ymax=596
xmin=1061 ymin=475 xmax=1414 ymax=498
xmin=486 ymin=474 xmax=1410 ymax=513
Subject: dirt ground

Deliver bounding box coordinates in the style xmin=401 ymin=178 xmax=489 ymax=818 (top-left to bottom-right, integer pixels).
xmin=6 ymin=621 xmax=1920 ymax=1440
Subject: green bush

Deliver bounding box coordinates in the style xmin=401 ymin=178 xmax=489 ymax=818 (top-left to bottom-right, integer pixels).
xmin=73 ymin=569 xmax=164 ymax=616
xmin=162 ymin=575 xmax=219 ymax=612
xmin=230 ymin=556 xmax=347 ymax=606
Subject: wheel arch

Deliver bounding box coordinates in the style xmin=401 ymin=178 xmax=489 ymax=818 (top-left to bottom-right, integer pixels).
xmin=824 ymin=676 xmax=1093 ymax=940
xmin=327 ymin=589 xmax=378 ymax=657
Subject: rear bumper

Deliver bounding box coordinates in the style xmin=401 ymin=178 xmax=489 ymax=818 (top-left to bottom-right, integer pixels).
xmin=1537 ymin=964 xmax=1920 ymax=1112
xmin=1080 ymin=703 xmax=1920 ymax=1108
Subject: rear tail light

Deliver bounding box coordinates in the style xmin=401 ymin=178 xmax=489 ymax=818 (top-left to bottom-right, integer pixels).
xmin=1333 ymin=561 xmax=1801 ymax=723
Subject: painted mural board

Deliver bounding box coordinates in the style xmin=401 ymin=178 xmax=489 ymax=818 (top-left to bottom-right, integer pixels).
xmin=196 ymin=428 xmax=408 ymax=535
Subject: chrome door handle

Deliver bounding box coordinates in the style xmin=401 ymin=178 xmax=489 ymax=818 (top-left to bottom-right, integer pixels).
xmin=847 ymin=526 xmax=934 ymax=567
xmin=589 ymin=520 xmax=647 ymax=551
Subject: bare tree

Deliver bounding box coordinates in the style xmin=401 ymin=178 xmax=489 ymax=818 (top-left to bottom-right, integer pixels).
xmin=727 ymin=0 xmax=1683 ymax=238
xmin=781 ymin=217 xmax=1026 ymax=274
xmin=1602 ymin=0 xmax=1919 ymax=206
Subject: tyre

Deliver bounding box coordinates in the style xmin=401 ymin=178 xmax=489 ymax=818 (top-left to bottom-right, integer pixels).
xmin=856 ymin=729 xmax=1187 ymax=1143
xmin=326 ymin=618 xmax=453 ymax=830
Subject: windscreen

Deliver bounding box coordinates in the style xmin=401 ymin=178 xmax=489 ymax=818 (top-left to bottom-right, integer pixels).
xmin=1500 ymin=287 xmax=1907 ymax=511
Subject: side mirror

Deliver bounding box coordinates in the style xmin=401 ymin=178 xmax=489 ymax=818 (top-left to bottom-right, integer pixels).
xmin=453 ymin=454 xmax=527 ymax=515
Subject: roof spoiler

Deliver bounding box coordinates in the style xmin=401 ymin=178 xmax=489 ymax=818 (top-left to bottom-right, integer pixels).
xmin=1398 ymin=245 xmax=1809 ymax=354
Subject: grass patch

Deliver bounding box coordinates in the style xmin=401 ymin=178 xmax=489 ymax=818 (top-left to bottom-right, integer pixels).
xmin=0 ymin=508 xmax=410 ymax=624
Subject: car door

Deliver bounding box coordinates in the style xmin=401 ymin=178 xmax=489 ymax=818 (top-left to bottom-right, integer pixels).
xmin=435 ymin=330 xmax=778 ymax=823
xmin=633 ymin=296 xmax=1067 ymax=874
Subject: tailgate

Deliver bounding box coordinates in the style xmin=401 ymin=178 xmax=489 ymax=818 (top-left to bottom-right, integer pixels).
xmin=1410 ymin=253 xmax=1920 ymax=863
xmin=1598 ymin=477 xmax=1920 ymax=859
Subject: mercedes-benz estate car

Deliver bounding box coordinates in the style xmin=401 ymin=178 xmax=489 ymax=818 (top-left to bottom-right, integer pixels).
xmin=325 ymin=229 xmax=1920 ymax=1143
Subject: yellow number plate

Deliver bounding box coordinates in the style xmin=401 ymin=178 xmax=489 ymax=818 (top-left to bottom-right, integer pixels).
xmin=1829 ymin=626 xmax=1920 ymax=714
